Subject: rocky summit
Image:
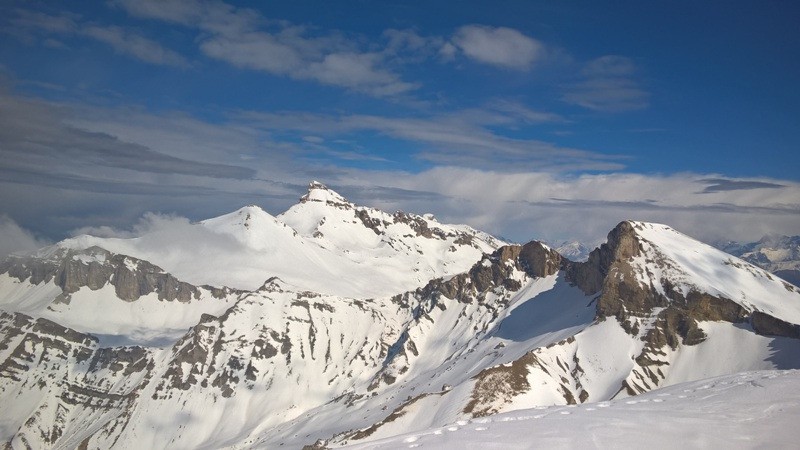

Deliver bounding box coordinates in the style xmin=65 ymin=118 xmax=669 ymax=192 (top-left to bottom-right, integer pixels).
xmin=1 ymin=184 xmax=800 ymax=449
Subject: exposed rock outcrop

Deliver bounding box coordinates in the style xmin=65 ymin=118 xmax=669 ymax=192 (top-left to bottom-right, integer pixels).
xmin=752 ymin=311 xmax=800 ymax=339
xmin=1 ymin=247 xmax=235 ymax=303
xmin=420 ymin=241 xmax=562 ymax=302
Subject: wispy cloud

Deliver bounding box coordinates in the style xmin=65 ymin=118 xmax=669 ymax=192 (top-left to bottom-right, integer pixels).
xmin=449 ymin=25 xmax=545 ymax=70
xmin=7 ymin=9 xmax=189 ymax=67
xmin=2 ymin=88 xmax=798 ymax=247
xmin=0 ymin=93 xmax=254 ymax=180
xmin=113 ymin=0 xmax=416 ymax=96
xmin=563 ymin=55 xmax=649 ymax=112
xmin=82 ymin=25 xmax=189 ymax=67
xmin=239 ymin=102 xmax=613 ymax=172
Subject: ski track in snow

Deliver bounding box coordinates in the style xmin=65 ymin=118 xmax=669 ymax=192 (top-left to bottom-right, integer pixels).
xmin=344 ymin=370 xmax=800 ymax=449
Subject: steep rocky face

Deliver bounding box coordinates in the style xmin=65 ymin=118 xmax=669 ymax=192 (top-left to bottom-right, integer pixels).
xmin=566 ymin=221 xmax=758 ymax=334
xmin=0 ymin=311 xmax=156 ymax=449
xmin=1 ymin=247 xmax=234 ymax=303
xmin=566 ymin=221 xmax=642 ymax=296
xmin=420 ymin=241 xmax=562 ymax=302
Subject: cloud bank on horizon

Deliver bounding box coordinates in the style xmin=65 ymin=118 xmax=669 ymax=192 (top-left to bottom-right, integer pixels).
xmin=0 ymin=0 xmax=798 ymax=252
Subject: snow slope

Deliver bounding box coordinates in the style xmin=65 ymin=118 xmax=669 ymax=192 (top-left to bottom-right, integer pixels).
xmin=630 ymin=221 xmax=800 ymax=324
xmin=345 ymin=370 xmax=800 ymax=450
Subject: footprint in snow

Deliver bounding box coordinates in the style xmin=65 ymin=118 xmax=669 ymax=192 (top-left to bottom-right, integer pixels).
xmin=652 ymin=399 xmax=664 ymax=403
xmin=404 ymin=436 xmax=419 ymax=443
xmin=408 ymin=445 xmax=420 ymax=448
xmin=475 ymin=427 xmax=487 ymax=431
xmin=456 ymin=420 xmax=468 ymax=426
xmin=625 ymin=400 xmax=638 ymax=405
xmin=447 ymin=427 xmax=459 ymax=432
xmin=585 ymin=408 xmax=596 ymax=411
xmin=657 ymin=393 xmax=671 ymax=397
xmin=597 ymin=402 xmax=610 ymax=408
xmin=560 ymin=411 xmax=571 ymax=415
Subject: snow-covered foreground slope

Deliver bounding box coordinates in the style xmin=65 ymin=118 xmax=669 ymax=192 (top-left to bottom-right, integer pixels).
xmin=53 ymin=182 xmax=502 ymax=297
xmin=1 ymin=218 xmax=800 ymax=449
xmin=346 ymin=370 xmax=800 ymax=450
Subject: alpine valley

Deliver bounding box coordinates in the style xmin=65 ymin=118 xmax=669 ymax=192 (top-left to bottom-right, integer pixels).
xmin=2 ymin=182 xmax=800 ymax=449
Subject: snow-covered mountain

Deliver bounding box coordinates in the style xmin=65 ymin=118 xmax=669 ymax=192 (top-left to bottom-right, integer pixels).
xmin=50 ymin=181 xmax=502 ymax=298
xmin=719 ymin=235 xmax=800 ymax=287
xmin=2 ymin=187 xmax=800 ymax=449
xmin=554 ymin=240 xmax=591 ymax=261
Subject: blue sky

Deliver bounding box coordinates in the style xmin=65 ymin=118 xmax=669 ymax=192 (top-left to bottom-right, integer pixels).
xmin=0 ymin=0 xmax=798 ymax=252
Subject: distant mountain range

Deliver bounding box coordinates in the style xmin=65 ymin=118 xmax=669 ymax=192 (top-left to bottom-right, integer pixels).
xmin=553 ymin=240 xmax=592 ymax=262
xmin=716 ymin=235 xmax=800 ymax=287
xmin=1 ymin=182 xmax=799 ymax=449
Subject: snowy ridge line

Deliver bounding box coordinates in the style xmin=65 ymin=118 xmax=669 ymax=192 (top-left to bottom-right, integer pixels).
xmin=48 ymin=181 xmax=504 ymax=298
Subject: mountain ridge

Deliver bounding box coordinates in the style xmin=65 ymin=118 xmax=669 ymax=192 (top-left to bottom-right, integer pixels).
xmin=47 ymin=181 xmax=503 ymax=298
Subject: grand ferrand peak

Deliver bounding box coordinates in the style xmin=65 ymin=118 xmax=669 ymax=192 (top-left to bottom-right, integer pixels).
xmin=299 ymin=181 xmax=351 ymax=207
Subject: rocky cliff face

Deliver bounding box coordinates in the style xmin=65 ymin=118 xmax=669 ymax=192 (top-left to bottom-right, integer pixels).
xmin=0 ymin=310 xmax=156 ymax=449
xmin=1 ymin=247 xmax=234 ymax=304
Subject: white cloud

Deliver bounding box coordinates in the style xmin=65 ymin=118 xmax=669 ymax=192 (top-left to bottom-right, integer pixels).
xmin=335 ymin=168 xmax=800 ymax=246
xmin=0 ymin=215 xmax=50 ymax=258
xmin=451 ymin=25 xmax=544 ymax=70
xmin=72 ymin=212 xmax=191 ymax=239
xmin=302 ymin=52 xmax=417 ymax=96
xmin=563 ymin=55 xmax=649 ymax=112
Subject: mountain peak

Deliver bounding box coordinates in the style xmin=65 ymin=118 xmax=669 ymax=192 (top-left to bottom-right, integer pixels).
xmin=300 ymin=181 xmax=350 ymax=206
